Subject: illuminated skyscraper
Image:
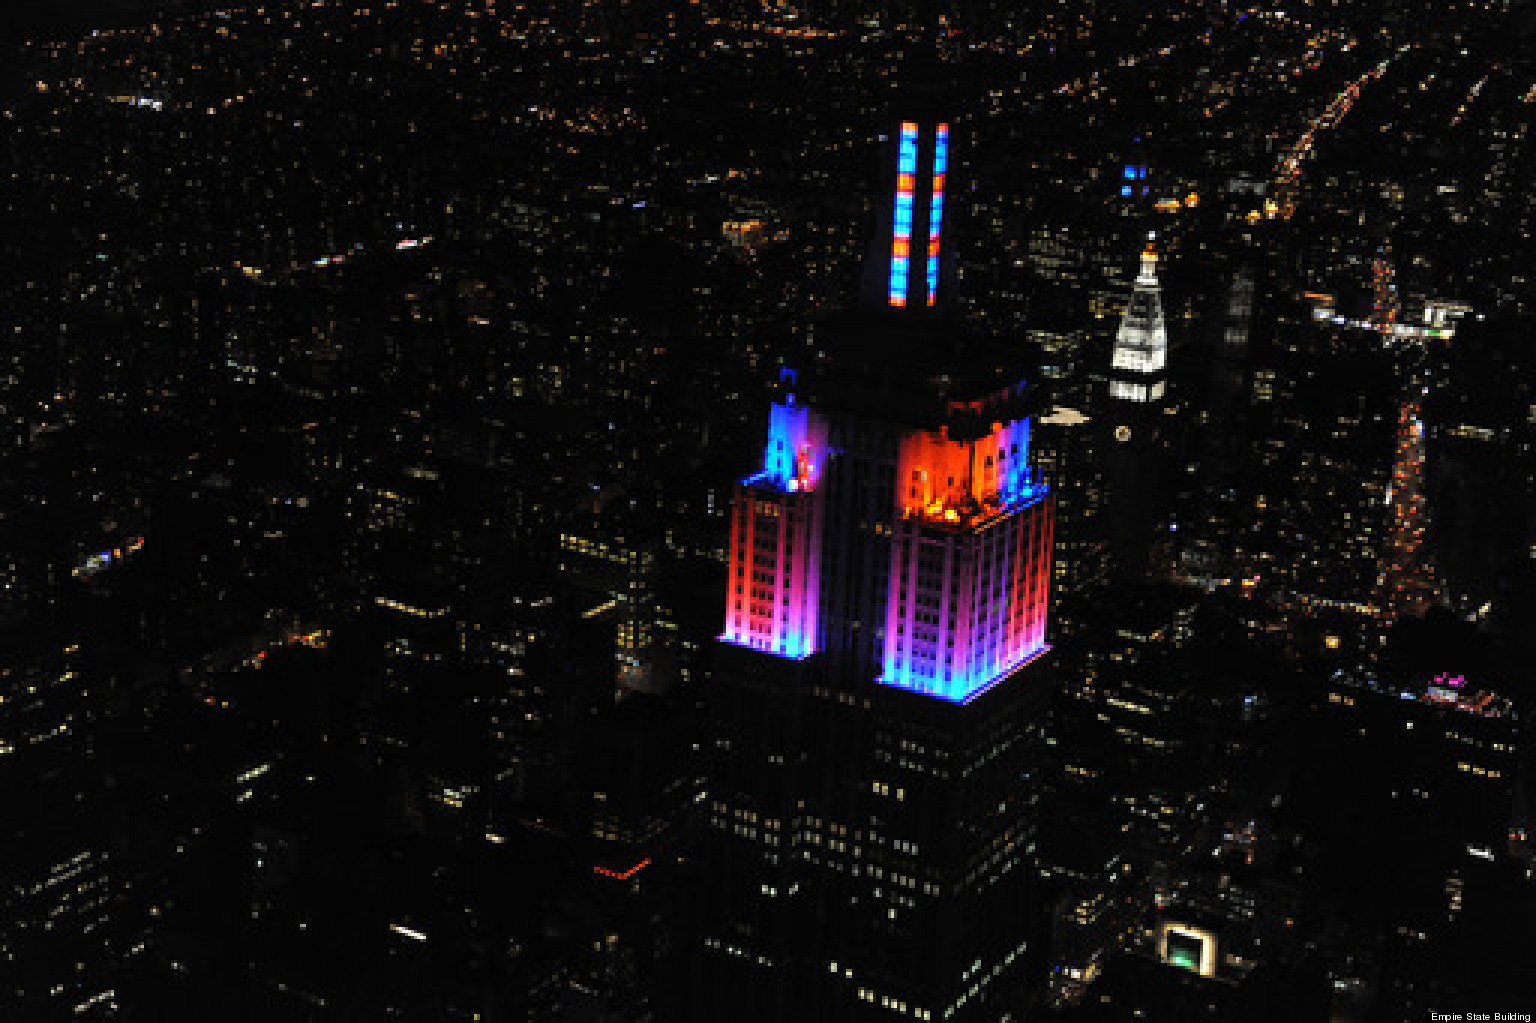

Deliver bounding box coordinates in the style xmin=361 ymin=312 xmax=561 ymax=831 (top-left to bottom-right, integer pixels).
xmin=698 ymin=88 xmax=1057 ymax=1022
xmin=720 ymin=399 xmax=828 ymax=662
xmin=1103 ymin=240 xmax=1170 ymax=583
xmin=1108 ymin=242 xmax=1168 ymax=405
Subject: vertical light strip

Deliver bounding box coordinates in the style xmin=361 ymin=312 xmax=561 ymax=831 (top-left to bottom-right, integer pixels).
xmin=888 ymin=122 xmax=919 ymax=308
xmin=925 ymin=123 xmax=948 ymax=305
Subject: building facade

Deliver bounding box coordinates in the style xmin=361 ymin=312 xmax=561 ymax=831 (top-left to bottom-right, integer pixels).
xmin=1102 ymin=242 xmax=1171 ymax=584
xmin=698 ymin=98 xmax=1058 ymax=1022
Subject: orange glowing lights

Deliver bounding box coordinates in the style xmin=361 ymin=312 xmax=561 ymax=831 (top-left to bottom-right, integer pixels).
xmin=594 ymin=858 xmax=651 ymax=880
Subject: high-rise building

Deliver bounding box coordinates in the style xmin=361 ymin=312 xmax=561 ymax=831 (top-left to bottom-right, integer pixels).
xmin=1102 ymin=241 xmax=1170 ymax=583
xmin=1035 ymin=405 xmax=1108 ymax=625
xmin=698 ymin=87 xmax=1058 ymax=1022
xmin=1108 ymin=244 xmax=1169 ymax=406
xmin=1176 ymin=257 xmax=1258 ymax=588
xmin=1305 ymin=662 xmax=1526 ymax=1014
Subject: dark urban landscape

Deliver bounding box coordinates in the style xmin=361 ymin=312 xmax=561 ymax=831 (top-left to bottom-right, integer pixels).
xmin=4 ymin=0 xmax=1535 ymax=1019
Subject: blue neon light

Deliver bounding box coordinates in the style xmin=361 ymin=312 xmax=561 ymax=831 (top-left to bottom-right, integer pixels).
xmin=741 ymin=469 xmax=784 ymax=492
xmin=889 ymin=228 xmax=911 ymax=306
xmin=924 ymin=194 xmax=943 ymax=303
xmin=889 ymin=123 xmax=920 ymax=306
xmin=926 ymin=127 xmax=948 ymax=305
xmin=897 ymin=127 xmax=918 ymax=177
xmin=997 ymin=468 xmax=1044 ymax=509
xmin=719 ymin=632 xmax=814 ymax=662
xmin=748 ymin=401 xmax=825 ymax=493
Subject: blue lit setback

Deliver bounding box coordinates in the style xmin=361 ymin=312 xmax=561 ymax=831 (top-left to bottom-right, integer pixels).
xmin=744 ymin=400 xmax=826 ymax=494
xmin=997 ymin=469 xmax=1045 ymax=511
xmin=996 ymin=418 xmax=1041 ymax=508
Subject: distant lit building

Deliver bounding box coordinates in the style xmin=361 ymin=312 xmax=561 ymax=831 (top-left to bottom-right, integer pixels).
xmin=1102 ymin=241 xmax=1170 ymax=584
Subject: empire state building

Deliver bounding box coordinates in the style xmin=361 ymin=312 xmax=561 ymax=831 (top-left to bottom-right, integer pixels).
xmin=695 ymin=76 xmax=1058 ymax=1023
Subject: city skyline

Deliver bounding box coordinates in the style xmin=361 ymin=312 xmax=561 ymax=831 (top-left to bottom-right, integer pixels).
xmin=3 ymin=0 xmax=1535 ymax=1020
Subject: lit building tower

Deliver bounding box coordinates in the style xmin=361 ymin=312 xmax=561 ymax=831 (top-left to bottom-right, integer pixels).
xmin=698 ymin=86 xmax=1058 ymax=1022
xmin=1109 ymin=241 xmax=1169 ymax=404
xmin=1103 ymin=239 xmax=1170 ymax=583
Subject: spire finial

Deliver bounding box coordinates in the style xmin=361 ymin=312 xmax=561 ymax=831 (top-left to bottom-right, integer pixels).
xmin=1139 ymin=233 xmax=1159 ymax=282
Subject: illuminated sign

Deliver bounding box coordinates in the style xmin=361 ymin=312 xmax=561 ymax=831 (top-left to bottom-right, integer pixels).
xmin=1157 ymin=922 xmax=1218 ymax=977
xmin=1167 ymin=932 xmax=1202 ymax=971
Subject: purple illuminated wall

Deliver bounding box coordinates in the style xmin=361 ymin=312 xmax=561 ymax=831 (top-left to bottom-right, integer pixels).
xmin=878 ymin=413 xmax=1053 ymax=702
xmin=721 ymin=401 xmax=828 ymax=659
xmin=925 ymin=124 xmax=948 ymax=305
xmin=878 ymin=493 xmax=1052 ymax=703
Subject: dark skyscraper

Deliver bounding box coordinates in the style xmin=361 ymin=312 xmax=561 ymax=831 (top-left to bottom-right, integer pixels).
xmin=698 ymin=84 xmax=1057 ymax=1023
